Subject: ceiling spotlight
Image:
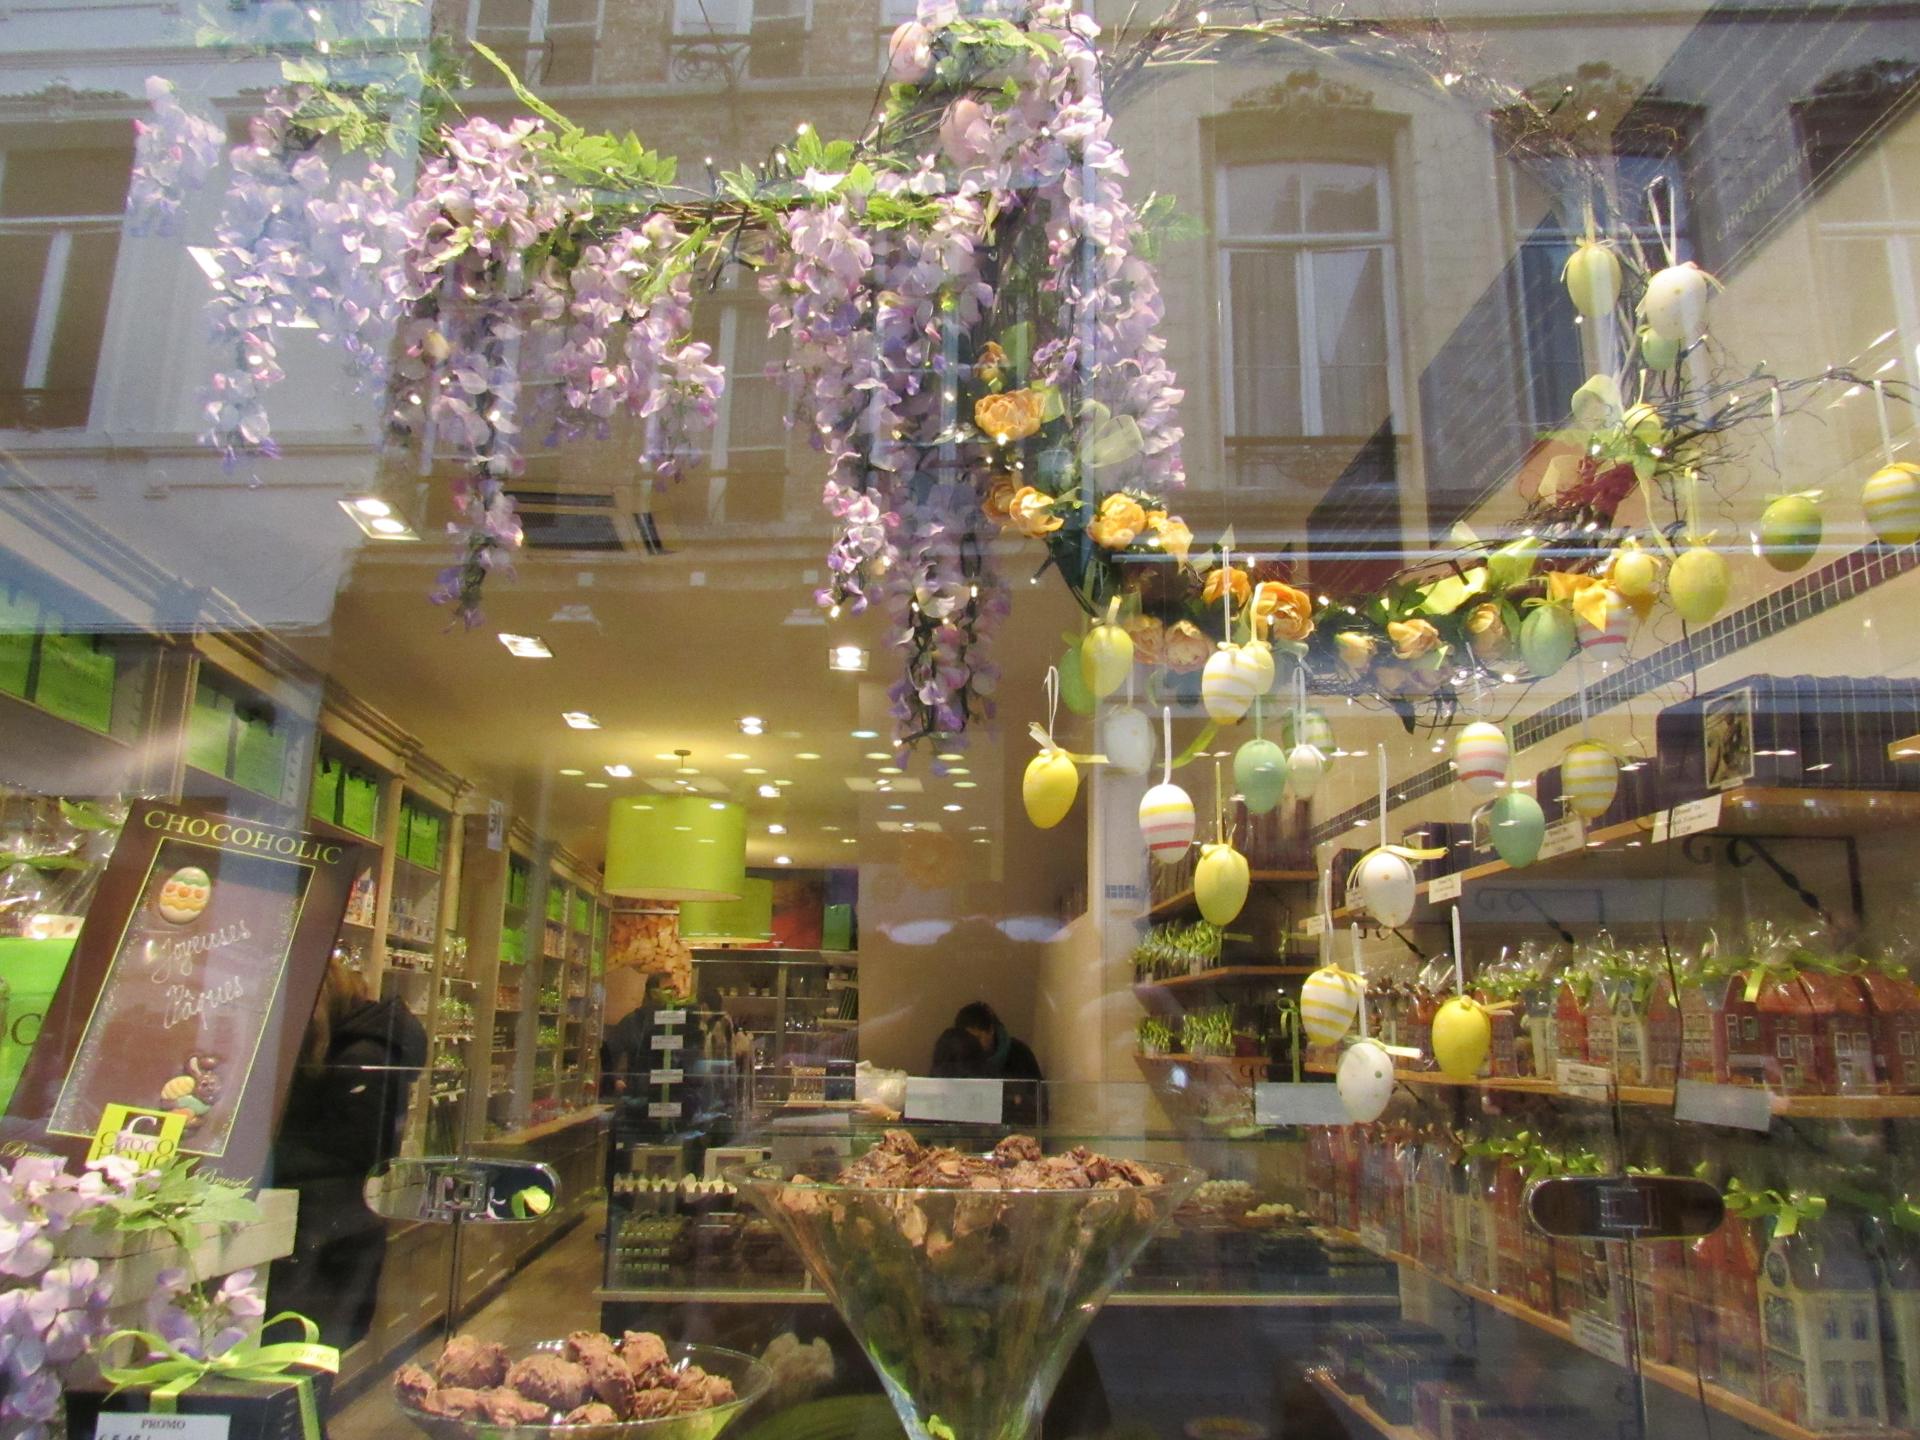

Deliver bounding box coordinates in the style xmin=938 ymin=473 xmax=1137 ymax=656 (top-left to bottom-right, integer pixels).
xmin=738 ymin=715 xmax=765 ymax=735
xmin=774 ymin=779 xmax=793 ymax=788
xmin=725 ymin=752 xmax=750 ymax=761
xmin=828 ymin=644 xmax=869 ymax=673
xmin=605 ymin=764 xmax=633 ymax=778
xmin=744 ymin=767 xmax=768 ymax=776
xmin=936 ymin=752 xmax=964 ymax=762
xmin=497 ymin=633 xmax=552 ymax=658
xmin=953 ymin=781 xmax=977 ymax=789
xmin=339 ymin=498 xmax=419 ymax=540
xmin=796 ymin=752 xmax=821 ymax=761
xmin=562 ymin=711 xmax=601 ymax=730
xmin=851 ymin=729 xmax=879 ymax=739
xmin=369 ymin=516 xmax=411 ymax=536
xmin=943 ymin=804 xmax=963 ymax=812
xmin=768 ymin=824 xmax=787 ymax=835
xmin=887 ymin=804 xmax=906 ymax=811
xmin=351 ymin=496 xmax=392 ymax=517
xmin=559 ymin=768 xmax=584 ymax=777
xmin=758 ymin=784 xmax=779 ymax=798
xmin=584 ymin=781 xmax=608 ymax=789
xmin=878 ymin=766 xmax=903 ymax=776
xmin=865 ymin=752 xmax=890 ymax=761
xmin=775 ymin=855 xmax=793 ymax=866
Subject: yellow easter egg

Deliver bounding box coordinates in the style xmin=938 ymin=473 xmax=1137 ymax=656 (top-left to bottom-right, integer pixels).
xmin=1561 ymin=740 xmax=1619 ymax=819
xmin=1301 ymin=966 xmax=1363 ymax=1046
xmin=1864 ymin=463 xmax=1920 ymax=547
xmin=1202 ymin=646 xmax=1258 ymax=724
xmin=1431 ymin=996 xmax=1492 ymax=1081
xmin=1081 ymin=620 xmax=1134 ymax=699
xmin=1562 ymin=241 xmax=1622 ymax=318
xmin=1194 ymin=842 xmax=1251 ymax=926
xmin=1668 ymin=545 xmax=1730 ymax=624
xmin=1607 ymin=542 xmax=1662 ymax=602
xmin=1023 ymin=748 xmax=1079 ymax=829
xmin=1452 ymin=721 xmax=1509 ymax=799
xmin=1238 ymin=639 xmax=1276 ymax=696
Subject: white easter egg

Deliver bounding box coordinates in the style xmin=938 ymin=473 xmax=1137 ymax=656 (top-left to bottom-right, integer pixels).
xmin=1348 ymin=847 xmax=1417 ymax=928
xmin=1101 ymin=705 xmax=1155 ymax=778
xmin=1337 ymin=1038 xmax=1396 ymax=1122
xmin=1452 ymin=721 xmax=1509 ymax=799
xmin=1286 ymin=709 xmax=1336 ymax=753
xmin=1202 ymin=646 xmax=1259 ymax=724
xmin=1301 ymin=965 xmax=1363 ymax=1046
xmin=1561 ymin=740 xmax=1619 ymax=819
xmin=1139 ymin=782 xmax=1195 ymax=865
xmin=1577 ymin=587 xmax=1634 ymax=661
xmin=1288 ymin=743 xmax=1326 ymax=799
xmin=1642 ymin=262 xmax=1712 ymax=344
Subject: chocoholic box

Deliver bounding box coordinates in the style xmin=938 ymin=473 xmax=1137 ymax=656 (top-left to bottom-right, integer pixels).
xmin=68 ymin=1372 xmax=334 ymax=1440
xmin=1654 ymin=675 xmax=1810 ymax=807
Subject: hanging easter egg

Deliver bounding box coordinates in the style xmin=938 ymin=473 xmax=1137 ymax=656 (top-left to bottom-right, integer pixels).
xmin=1561 ymin=740 xmax=1619 ymax=820
xmin=1202 ymin=646 xmax=1259 ymax=724
xmin=1863 ymin=463 xmax=1920 ymax=547
xmin=1288 ymin=743 xmax=1326 ymax=800
xmin=1233 ymin=736 xmax=1288 ymax=815
xmin=1431 ymin=996 xmax=1493 ymax=1081
xmin=1519 ymin=605 xmax=1576 ymax=679
xmin=1452 ymin=721 xmax=1510 ymax=799
xmin=1238 ymin=639 xmax=1277 ymax=696
xmin=1668 ymin=545 xmax=1730 ymax=624
xmin=1606 ymin=541 xmax=1662 ymax=604
xmin=1561 ymin=240 xmax=1622 ymax=318
xmin=1285 ymin=708 xmax=1336 ymax=754
xmin=1194 ymin=842 xmax=1251 ymax=926
xmin=1336 ymin=1038 xmax=1396 ymax=1122
xmin=1759 ymin=493 xmax=1822 ymax=572
xmin=1059 ymin=643 xmax=1096 ymax=716
xmin=1489 ymin=791 xmax=1546 ymax=868
xmin=1101 ymin=705 xmax=1154 ymax=778
xmin=1639 ymin=326 xmax=1681 ymax=372
xmin=1139 ymin=783 xmax=1196 ymax=865
xmin=1081 ymin=620 xmax=1133 ymax=699
xmin=1301 ymin=966 xmax=1364 ymax=1046
xmin=1348 ymin=847 xmax=1417 ymax=929
xmin=1577 ymin=587 xmax=1634 ymax=661
xmin=1023 ymin=749 xmax=1079 ymax=829
xmin=1641 ymin=261 xmax=1714 ymax=345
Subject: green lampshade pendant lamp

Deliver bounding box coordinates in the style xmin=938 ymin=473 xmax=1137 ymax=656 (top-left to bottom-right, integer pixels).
xmin=679 ymin=876 xmax=774 ymax=945
xmin=604 ymin=795 xmax=747 ymax=902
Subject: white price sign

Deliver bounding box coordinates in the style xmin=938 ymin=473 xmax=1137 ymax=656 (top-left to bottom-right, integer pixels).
xmin=97 ymin=1420 xmax=230 ymax=1440
xmin=648 ymin=1102 xmax=683 ymax=1120
xmin=1653 ymin=794 xmax=1722 ymax=843
xmin=1428 ymin=872 xmax=1463 ymax=904
xmin=1301 ymin=913 xmax=1326 ymax=938
xmin=1674 ymin=1079 xmax=1773 ymax=1133
xmin=1570 ymin=1312 xmax=1631 ymax=1366
xmin=649 ymin=1069 xmax=684 ymax=1086
xmin=1254 ymin=1082 xmax=1350 ymax=1126
xmin=904 ymin=1077 xmax=1004 ymax=1124
xmin=1538 ymin=815 xmax=1586 ymax=861
xmin=1556 ymin=1060 xmax=1613 ymax=1101
xmin=651 ymin=1033 xmax=684 ymax=1052
xmin=654 ymin=1008 xmax=687 ymax=1026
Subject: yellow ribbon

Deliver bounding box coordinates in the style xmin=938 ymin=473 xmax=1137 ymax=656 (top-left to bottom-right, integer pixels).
xmin=99 ymin=1313 xmax=339 ymax=1440
xmin=1379 ymin=842 xmax=1447 ymax=862
xmin=1543 ymin=571 xmax=1615 ymax=632
xmin=1026 ymin=722 xmax=1106 ymax=766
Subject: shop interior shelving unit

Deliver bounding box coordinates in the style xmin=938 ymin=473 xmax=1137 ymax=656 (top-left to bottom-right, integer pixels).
xmin=689 ymin=948 xmax=859 ymax=1110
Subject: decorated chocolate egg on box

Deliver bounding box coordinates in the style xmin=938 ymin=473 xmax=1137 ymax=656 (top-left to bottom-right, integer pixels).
xmin=1561 ymin=740 xmax=1619 ymax=819
xmin=1288 ymin=743 xmax=1326 ymax=800
xmin=1432 ymin=996 xmax=1492 ymax=1081
xmin=1080 ymin=618 xmax=1134 ymax=699
xmin=1023 ymin=749 xmax=1079 ymax=829
xmin=1864 ymin=463 xmax=1920 ymax=547
xmin=1337 ymin=1038 xmax=1396 ymax=1121
xmin=1139 ymin=782 xmax=1195 ymax=865
xmin=1641 ymin=261 xmax=1714 ymax=345
xmin=1233 ymin=736 xmax=1287 ymax=815
xmin=1348 ymin=847 xmax=1417 ymax=928
xmin=1577 ymin=587 xmax=1634 ymax=661
xmin=1452 ymin=721 xmax=1509 ymax=799
xmin=1301 ymin=965 xmax=1363 ymax=1046
xmin=1286 ymin=708 xmax=1336 ymax=754
xmin=1100 ymin=705 xmax=1154 ymax=778
xmin=1195 ymin=842 xmax=1251 ymax=926
xmin=1202 ymin=646 xmax=1260 ymax=724
xmin=1490 ymin=791 xmax=1546 ymax=868
xmin=1668 ymin=544 xmax=1730 ymax=624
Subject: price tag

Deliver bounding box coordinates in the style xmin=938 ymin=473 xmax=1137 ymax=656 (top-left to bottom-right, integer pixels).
xmin=98 ymin=1420 xmax=231 ymax=1440
xmin=1302 ymin=914 xmax=1326 ymax=938
xmin=1674 ymin=1079 xmax=1773 ymax=1133
xmin=649 ymin=1069 xmax=684 ymax=1086
xmin=1254 ymin=1082 xmax=1350 ymax=1126
xmin=1570 ymin=1312 xmax=1631 ymax=1366
xmin=1428 ymin=872 xmax=1463 ymax=904
xmin=486 ymin=800 xmax=506 ymax=851
xmin=651 ymin=1033 xmax=684 ymax=1052
xmin=648 ymin=1102 xmax=682 ymax=1120
xmin=1653 ymin=795 xmax=1721 ymax=843
xmin=903 ymin=1077 xmax=1003 ymax=1124
xmin=1538 ymin=815 xmax=1586 ymax=861
xmin=654 ymin=1008 xmax=687 ymax=1026
xmin=1556 ymin=1060 xmax=1613 ymax=1100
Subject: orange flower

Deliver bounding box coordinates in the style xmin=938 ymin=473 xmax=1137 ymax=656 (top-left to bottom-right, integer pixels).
xmin=1201 ymin=565 xmax=1251 ymax=609
xmin=1125 ymin=614 xmax=1165 ymax=666
xmin=974 ymin=388 xmax=1047 ymax=443
xmin=1006 ymin=486 xmax=1062 ymax=539
xmin=1335 ymin=631 xmax=1378 ymax=674
xmin=981 ymin=473 xmax=1019 ymax=525
xmin=974 ymin=341 xmax=1008 ymax=388
xmin=1088 ymin=494 xmax=1148 ymax=549
xmin=1250 ymin=581 xmax=1315 ymax=643
xmin=1163 ymin=620 xmax=1212 ymax=673
xmin=1146 ymin=511 xmax=1193 ymax=563
xmin=1387 ymin=618 xmax=1441 ymax=660
xmin=1465 ymin=603 xmax=1515 ymax=664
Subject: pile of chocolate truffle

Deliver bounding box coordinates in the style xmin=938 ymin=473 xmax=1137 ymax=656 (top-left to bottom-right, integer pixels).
xmin=834 ymin=1132 xmax=1163 ymax=1191
xmin=395 ymin=1331 xmax=737 ymax=1427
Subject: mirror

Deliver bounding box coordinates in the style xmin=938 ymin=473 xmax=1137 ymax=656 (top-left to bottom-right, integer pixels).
xmin=1526 ymin=1174 xmax=1725 ymax=1241
xmin=363 ymin=1157 xmax=561 ymax=1224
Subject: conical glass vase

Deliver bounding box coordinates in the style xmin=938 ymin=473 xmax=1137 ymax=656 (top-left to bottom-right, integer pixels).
xmin=734 ymin=1156 xmax=1200 ymax=1440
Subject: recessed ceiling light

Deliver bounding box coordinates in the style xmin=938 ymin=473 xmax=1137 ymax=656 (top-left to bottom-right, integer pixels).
xmin=878 ymin=766 xmax=903 ymax=776
xmin=352 ymin=496 xmax=392 ymax=517
xmin=558 ymin=768 xmax=584 ymax=777
xmin=943 ymin=804 xmax=962 ymax=812
xmin=725 ymin=752 xmax=750 ymax=761
xmin=842 ymin=837 xmax=857 ymax=845
xmin=768 ymin=824 xmax=787 ymax=835
xmin=851 ymin=729 xmax=878 ymax=739
xmin=709 ymin=802 xmax=728 ymax=811
xmin=796 ymin=752 xmax=821 ymax=761
xmin=498 ymin=633 xmax=552 ymax=659
xmin=828 ymin=644 xmax=869 ymax=673
xmin=654 ymin=752 xmax=678 ymax=761
xmin=969 ymin=825 xmax=987 ymax=832
xmin=775 ymin=855 xmax=792 ymax=866
xmin=774 ymin=779 xmax=793 ymax=787
xmin=936 ymin=751 xmax=964 ymax=762
xmin=584 ymin=781 xmax=608 ymax=789
xmin=973 ymin=837 xmax=990 ymax=844
xmin=744 ymin=767 xmax=767 ymax=776
xmin=738 ymin=716 xmax=765 ymax=734
xmin=864 ymin=751 xmax=890 ymax=761
xmin=369 ymin=516 xmax=410 ymax=535
xmin=605 ymin=764 xmax=633 ymax=778
xmin=758 ymin=784 xmax=779 ymax=798
xmin=946 ymin=767 xmax=970 ymax=776
xmin=675 ymin=766 xmax=700 ymax=776
xmin=953 ymin=781 xmax=977 ymax=789
xmin=562 ymin=711 xmax=601 ymax=730
xmin=888 ymin=804 xmax=906 ymax=811
xmin=822 ymin=825 xmax=841 ymax=832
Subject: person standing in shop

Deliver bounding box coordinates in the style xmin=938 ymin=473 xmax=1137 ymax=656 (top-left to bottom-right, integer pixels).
xmin=267 ymin=954 xmax=427 ymax=1350
xmin=953 ymin=1001 xmax=1046 ymax=1128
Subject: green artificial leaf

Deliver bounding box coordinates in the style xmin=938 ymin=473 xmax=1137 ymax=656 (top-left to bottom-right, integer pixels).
xmin=1415 ymin=566 xmax=1487 ymax=617
xmin=470 ymin=40 xmax=578 ymax=135
xmin=843 ymin=162 xmax=876 ymax=198
xmin=281 ymin=57 xmax=329 ymax=86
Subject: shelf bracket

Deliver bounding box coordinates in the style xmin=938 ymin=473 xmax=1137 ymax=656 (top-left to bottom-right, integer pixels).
xmin=1684 ymin=833 xmax=1831 ymax=924
xmin=1501 ymin=887 xmax=1576 ymax=946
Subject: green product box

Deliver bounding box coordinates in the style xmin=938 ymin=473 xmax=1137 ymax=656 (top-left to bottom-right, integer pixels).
xmin=0 ymin=586 xmax=38 ymax=698
xmin=0 ymin=937 xmax=79 ymax=1111
xmin=233 ymin=714 xmax=285 ymax=799
xmin=309 ymin=757 xmax=342 ymax=825
xmin=822 ymin=902 xmax=854 ymax=952
xmin=36 ymin=631 xmax=115 ymax=734
xmin=342 ymin=772 xmax=380 ymax=837
xmin=570 ymin=892 xmax=590 ymax=932
xmin=189 ymin=685 xmax=235 ymax=776
xmin=416 ymin=811 xmax=443 ymax=868
xmin=545 ymin=881 xmax=566 ymax=922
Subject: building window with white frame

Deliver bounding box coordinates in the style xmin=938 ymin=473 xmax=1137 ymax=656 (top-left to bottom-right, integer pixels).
xmin=671 ymin=0 xmax=813 ymax=82
xmin=687 ymin=268 xmax=792 ymax=526
xmin=0 ymin=143 xmax=131 ymax=432
xmin=1216 ymin=159 xmax=1401 ymax=467
xmin=470 ymin=0 xmax=602 ymax=87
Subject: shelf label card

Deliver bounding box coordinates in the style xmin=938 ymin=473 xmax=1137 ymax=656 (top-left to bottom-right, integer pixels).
xmin=904 ymin=1077 xmax=1003 ymax=1125
xmin=651 ymin=1034 xmax=684 ymax=1052
xmin=1428 ymin=872 xmax=1463 ymax=904
xmin=1674 ymin=1079 xmax=1773 ymax=1133
xmin=1255 ymin=1082 xmax=1350 ymax=1126
xmin=648 ymin=1102 xmax=682 ymax=1121
xmin=654 ymin=1009 xmax=686 ymax=1026
xmin=1301 ymin=914 xmax=1326 ymax=938
xmin=1653 ymin=794 xmax=1722 ymax=844
xmin=1570 ymin=1312 xmax=1631 ymax=1367
xmin=98 ymin=1417 xmax=231 ymax=1440
xmin=649 ymin=1069 xmax=683 ymax=1087
xmin=1538 ymin=815 xmax=1586 ymax=861
xmin=1556 ymin=1061 xmax=1613 ymax=1100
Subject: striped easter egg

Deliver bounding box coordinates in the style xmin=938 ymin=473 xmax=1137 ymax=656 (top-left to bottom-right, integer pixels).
xmin=1202 ymin=646 xmax=1259 ymax=724
xmin=1452 ymin=721 xmax=1509 ymax=799
xmin=1577 ymin=587 xmax=1633 ymax=661
xmin=1288 ymin=743 xmax=1326 ymax=799
xmin=1561 ymin=740 xmax=1619 ymax=819
xmin=1301 ymin=964 xmax=1364 ymax=1046
xmin=1139 ymin=782 xmax=1195 ymax=865
xmin=1286 ymin=708 xmax=1336 ymax=753
xmin=1238 ymin=639 xmax=1277 ymax=696
xmin=1864 ymin=463 xmax=1920 ymax=547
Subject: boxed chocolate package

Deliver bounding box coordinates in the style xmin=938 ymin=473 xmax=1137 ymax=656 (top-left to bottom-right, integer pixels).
xmin=69 ymin=1371 xmax=334 ymax=1440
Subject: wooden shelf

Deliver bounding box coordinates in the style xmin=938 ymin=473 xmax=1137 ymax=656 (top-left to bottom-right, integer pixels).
xmin=1307 ymin=1372 xmax=1422 ymax=1440
xmin=1135 ymin=965 xmax=1315 ymax=1001
xmin=1147 ymin=869 xmax=1316 ymax=920
xmin=595 ymin=1284 xmax=1395 ymax=1311
xmin=1300 ymin=1063 xmax=1920 ymax=1117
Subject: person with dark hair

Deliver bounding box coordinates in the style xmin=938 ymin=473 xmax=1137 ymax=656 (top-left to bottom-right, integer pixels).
xmin=267 ymin=954 xmax=427 ymax=1350
xmin=930 ymin=1023 xmax=986 ymax=1078
xmin=954 ymin=1002 xmax=1044 ymax=1127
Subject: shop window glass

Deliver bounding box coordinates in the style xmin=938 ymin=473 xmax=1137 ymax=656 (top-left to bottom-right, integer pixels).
xmin=672 ymin=0 xmax=812 ymax=80
xmin=470 ymin=0 xmax=602 ymax=86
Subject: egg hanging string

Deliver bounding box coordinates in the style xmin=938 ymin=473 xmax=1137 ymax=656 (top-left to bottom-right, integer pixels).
xmin=1875 ymin=379 xmax=1898 ymax=467
xmin=1770 ymin=384 xmax=1786 ymax=481
xmin=1451 ymin=903 xmax=1466 ymax=997
xmin=1161 ymin=706 xmax=1174 ymax=788
xmin=1647 ymin=173 xmax=1679 ymax=272
xmin=1377 ymin=746 xmax=1390 ymax=845
xmin=1028 ymin=666 xmax=1108 ymax=766
xmin=1352 ymin=927 xmax=1370 ymax=1040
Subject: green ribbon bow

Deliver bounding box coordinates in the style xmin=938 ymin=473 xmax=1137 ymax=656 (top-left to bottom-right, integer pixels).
xmin=1724 ymin=1178 xmax=1828 ymax=1238
xmin=99 ymin=1312 xmax=339 ymax=1440
xmin=1742 ymin=953 xmax=1809 ymax=1004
